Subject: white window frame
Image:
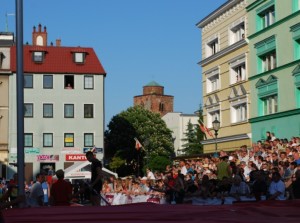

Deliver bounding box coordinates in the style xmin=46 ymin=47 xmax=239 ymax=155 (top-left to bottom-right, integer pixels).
xmin=206 ymin=35 xmax=219 ymax=57
xmin=230 ymin=98 xmax=247 ymax=123
xmin=206 ymin=107 xmax=220 ymax=128
xmin=261 ymin=51 xmax=276 ymax=72
xmin=260 ymin=6 xmax=275 ymax=28
xmin=229 ymin=56 xmax=246 ymax=84
xmin=229 ymin=20 xmax=245 ymax=45
xmin=206 ymin=69 xmax=219 ymax=93
xmin=262 ymin=94 xmax=278 ymax=115
xmin=74 ymin=52 xmax=85 ymax=63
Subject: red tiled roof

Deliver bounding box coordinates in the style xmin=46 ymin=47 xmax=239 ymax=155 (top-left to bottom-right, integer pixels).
xmin=10 ymin=45 xmax=106 ymax=75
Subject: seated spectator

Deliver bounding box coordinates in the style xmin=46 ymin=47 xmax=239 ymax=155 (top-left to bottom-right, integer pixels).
xmin=229 ymin=175 xmax=250 ymax=202
xmin=252 ymin=170 xmax=268 ymax=201
xmin=268 ymin=171 xmax=285 ymax=200
xmin=291 ymin=170 xmax=300 ymax=199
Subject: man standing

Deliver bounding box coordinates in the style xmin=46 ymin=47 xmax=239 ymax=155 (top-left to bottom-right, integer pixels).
xmin=86 ymin=151 xmax=103 ymax=206
xmin=28 ymin=173 xmax=45 ymax=207
xmin=50 ymin=169 xmax=72 ymax=206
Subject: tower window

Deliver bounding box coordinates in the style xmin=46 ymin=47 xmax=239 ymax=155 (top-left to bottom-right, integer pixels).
xmin=159 ymin=103 xmax=164 ymax=112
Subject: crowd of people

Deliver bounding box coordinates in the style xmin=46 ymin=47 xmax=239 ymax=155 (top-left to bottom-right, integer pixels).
xmin=0 ymin=134 xmax=299 ymax=208
xmin=100 ymin=135 xmax=300 ymax=204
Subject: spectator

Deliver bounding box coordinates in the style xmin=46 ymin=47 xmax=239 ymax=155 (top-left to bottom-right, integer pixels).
xmin=49 ymin=169 xmax=72 ymax=206
xmin=28 ymin=173 xmax=45 ymax=207
xmin=291 ymin=170 xmax=300 ymax=199
xmin=229 ymin=175 xmax=250 ymax=202
xmin=268 ymin=172 xmax=285 ymax=200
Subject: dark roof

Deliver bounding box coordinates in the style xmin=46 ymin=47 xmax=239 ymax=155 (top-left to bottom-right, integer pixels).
xmin=10 ymin=45 xmax=106 ymax=75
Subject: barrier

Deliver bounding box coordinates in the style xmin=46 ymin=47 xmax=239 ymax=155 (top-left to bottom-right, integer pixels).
xmin=101 ymin=193 xmax=166 ymax=205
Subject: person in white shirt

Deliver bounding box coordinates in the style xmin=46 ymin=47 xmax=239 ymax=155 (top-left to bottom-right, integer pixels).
xmin=179 ymin=160 xmax=187 ymax=176
xmin=146 ymin=168 xmax=155 ymax=180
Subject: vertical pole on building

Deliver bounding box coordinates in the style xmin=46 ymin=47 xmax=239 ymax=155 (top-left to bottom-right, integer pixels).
xmin=16 ymin=0 xmax=25 ymax=200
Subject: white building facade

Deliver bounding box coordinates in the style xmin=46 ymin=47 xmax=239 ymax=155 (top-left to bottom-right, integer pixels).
xmin=7 ymin=25 xmax=106 ymax=181
xmin=162 ymin=112 xmax=199 ymax=156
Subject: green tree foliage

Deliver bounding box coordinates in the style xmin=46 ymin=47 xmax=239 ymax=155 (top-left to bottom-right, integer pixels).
xmin=181 ymin=106 xmax=206 ymax=155
xmin=105 ymin=106 xmax=174 ymax=176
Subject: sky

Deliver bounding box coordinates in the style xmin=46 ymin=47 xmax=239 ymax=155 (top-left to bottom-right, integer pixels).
xmin=0 ymin=0 xmax=227 ymax=127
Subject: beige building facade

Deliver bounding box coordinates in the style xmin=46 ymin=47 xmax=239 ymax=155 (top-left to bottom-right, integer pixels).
xmin=0 ymin=32 xmax=14 ymax=177
xmin=197 ymin=0 xmax=252 ymax=153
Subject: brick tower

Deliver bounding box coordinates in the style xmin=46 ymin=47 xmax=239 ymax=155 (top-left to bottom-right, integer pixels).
xmin=32 ymin=24 xmax=47 ymax=46
xmin=134 ymin=81 xmax=174 ymax=117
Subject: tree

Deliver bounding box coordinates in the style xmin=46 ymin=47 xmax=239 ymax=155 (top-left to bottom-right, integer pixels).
xmin=181 ymin=120 xmax=200 ymax=155
xmin=181 ymin=106 xmax=206 ymax=155
xmin=105 ymin=106 xmax=174 ymax=176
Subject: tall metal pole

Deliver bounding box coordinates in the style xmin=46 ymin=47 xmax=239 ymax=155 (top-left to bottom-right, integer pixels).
xmin=16 ymin=0 xmax=25 ymax=199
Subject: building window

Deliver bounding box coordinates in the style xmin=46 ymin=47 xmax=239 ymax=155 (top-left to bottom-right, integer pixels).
xmin=0 ymin=52 xmax=4 ymax=68
xmin=231 ymin=103 xmax=247 ymax=123
xmin=159 ymin=103 xmax=164 ymax=112
xmin=33 ymin=51 xmax=44 ymax=63
xmin=255 ymin=36 xmax=276 ymax=73
xmin=64 ymin=104 xmax=74 ymax=118
xmin=43 ymin=104 xmax=53 ymax=118
xmin=207 ymin=39 xmax=218 ymax=57
xmin=291 ymin=23 xmax=300 ymax=59
xmin=261 ymin=95 xmax=278 ymax=115
xmin=229 ymin=21 xmax=245 ymax=45
xmin=292 ymin=65 xmax=300 ymax=108
xmin=260 ymin=51 xmax=276 ymax=72
xmin=24 ymin=103 xmax=33 ymax=117
xmin=43 ymin=133 xmax=53 ymax=147
xmin=84 ymin=133 xmax=94 ymax=147
xmin=64 ymin=133 xmax=74 ymax=147
xmin=43 ymin=75 xmax=53 ymax=89
xmin=64 ymin=75 xmax=74 ymax=89
xmin=207 ymin=110 xmax=220 ymax=128
xmin=84 ymin=75 xmax=94 ymax=89
xmin=230 ymin=56 xmax=246 ymax=84
xmin=256 ymin=75 xmax=278 ymax=116
xmin=24 ymin=74 xmax=33 ymax=88
xmin=258 ymin=5 xmax=275 ymax=30
xmin=84 ymin=104 xmax=94 ymax=118
xmin=73 ymin=52 xmax=85 ymax=63
xmin=24 ymin=133 xmax=33 ymax=147
xmin=293 ymin=0 xmax=300 ymax=12
xmin=206 ymin=69 xmax=219 ymax=93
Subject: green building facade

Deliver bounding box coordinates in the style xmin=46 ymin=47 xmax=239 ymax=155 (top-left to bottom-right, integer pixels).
xmin=247 ymin=0 xmax=300 ymax=141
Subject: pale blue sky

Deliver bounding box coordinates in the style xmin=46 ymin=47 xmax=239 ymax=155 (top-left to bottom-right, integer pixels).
xmin=0 ymin=0 xmax=226 ymax=127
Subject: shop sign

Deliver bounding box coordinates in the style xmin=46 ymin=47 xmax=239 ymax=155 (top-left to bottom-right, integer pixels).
xmin=83 ymin=147 xmax=103 ymax=153
xmin=66 ymin=154 xmax=87 ymax=161
xmin=37 ymin=155 xmax=59 ymax=162
xmin=61 ymin=147 xmax=81 ymax=154
xmin=25 ymin=148 xmax=40 ymax=154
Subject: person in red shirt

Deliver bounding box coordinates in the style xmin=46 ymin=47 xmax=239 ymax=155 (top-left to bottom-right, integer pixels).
xmin=49 ymin=169 xmax=72 ymax=206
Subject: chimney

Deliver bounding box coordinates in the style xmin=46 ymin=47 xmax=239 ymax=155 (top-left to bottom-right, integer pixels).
xmin=56 ymin=39 xmax=61 ymax=47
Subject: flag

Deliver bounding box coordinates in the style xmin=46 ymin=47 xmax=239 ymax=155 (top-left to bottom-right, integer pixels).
xmin=199 ymin=119 xmax=214 ymax=138
xmin=134 ymin=137 xmax=142 ymax=151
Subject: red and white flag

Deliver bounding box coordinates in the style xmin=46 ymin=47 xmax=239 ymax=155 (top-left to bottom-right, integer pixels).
xmin=134 ymin=137 xmax=142 ymax=151
xmin=199 ymin=120 xmax=214 ymax=138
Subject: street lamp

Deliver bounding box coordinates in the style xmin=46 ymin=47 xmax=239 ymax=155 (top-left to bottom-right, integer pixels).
xmin=212 ymin=118 xmax=220 ymax=153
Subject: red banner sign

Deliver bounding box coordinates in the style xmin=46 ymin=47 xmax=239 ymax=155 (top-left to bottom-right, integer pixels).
xmin=65 ymin=154 xmax=87 ymax=161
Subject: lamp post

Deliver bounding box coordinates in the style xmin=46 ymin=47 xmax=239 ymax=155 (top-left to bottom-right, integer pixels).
xmin=212 ymin=118 xmax=220 ymax=153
